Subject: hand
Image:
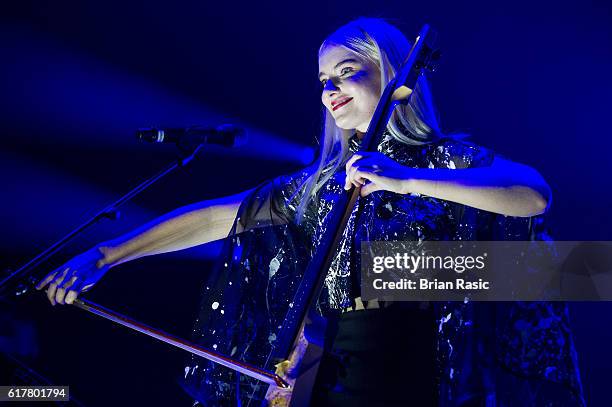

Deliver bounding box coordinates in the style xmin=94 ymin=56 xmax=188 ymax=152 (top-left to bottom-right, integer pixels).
xmin=264 ymin=326 xmax=308 ymax=406
xmin=344 ymin=152 xmax=413 ymax=197
xmin=264 ymin=360 xmax=296 ymax=407
xmin=35 ymin=246 xmax=111 ymax=305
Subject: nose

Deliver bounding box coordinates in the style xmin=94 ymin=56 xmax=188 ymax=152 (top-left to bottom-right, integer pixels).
xmin=322 ymin=79 xmax=340 ymax=100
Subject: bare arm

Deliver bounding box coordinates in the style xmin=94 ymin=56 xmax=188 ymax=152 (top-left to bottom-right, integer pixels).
xmin=36 ymin=189 xmax=251 ymax=305
xmin=101 ymin=189 xmax=250 ymax=268
xmin=346 ymin=153 xmax=551 ymax=217
xmin=405 ymin=156 xmax=551 ymax=217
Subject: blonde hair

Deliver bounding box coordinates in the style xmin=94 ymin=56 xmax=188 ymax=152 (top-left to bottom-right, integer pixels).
xmin=295 ymin=17 xmax=445 ymax=223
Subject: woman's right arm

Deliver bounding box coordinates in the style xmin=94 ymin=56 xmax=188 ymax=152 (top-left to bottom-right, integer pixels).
xmin=36 ymin=189 xmax=251 ymax=305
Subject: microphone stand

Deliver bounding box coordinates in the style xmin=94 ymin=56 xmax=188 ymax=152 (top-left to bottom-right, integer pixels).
xmin=0 ymin=143 xmax=204 ymax=295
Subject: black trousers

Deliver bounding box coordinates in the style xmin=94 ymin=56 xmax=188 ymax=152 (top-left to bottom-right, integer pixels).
xmin=311 ymin=306 xmax=438 ymax=407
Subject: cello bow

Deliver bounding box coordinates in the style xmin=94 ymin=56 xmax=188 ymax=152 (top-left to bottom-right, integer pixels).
xmin=71 ymin=297 xmax=290 ymax=388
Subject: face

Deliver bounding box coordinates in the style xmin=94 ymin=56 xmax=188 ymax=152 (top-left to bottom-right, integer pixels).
xmin=318 ymin=45 xmax=382 ymax=133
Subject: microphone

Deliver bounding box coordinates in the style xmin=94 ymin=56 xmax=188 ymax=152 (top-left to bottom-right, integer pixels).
xmin=136 ymin=124 xmax=247 ymax=148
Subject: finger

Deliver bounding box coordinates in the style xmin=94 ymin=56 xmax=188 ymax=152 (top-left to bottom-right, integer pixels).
xmin=49 ymin=269 xmax=70 ymax=305
xmin=82 ymin=283 xmax=94 ymax=292
xmin=345 ymin=162 xmax=364 ymax=189
xmin=54 ymin=268 xmax=69 ymax=287
xmin=354 ymin=170 xmax=382 ymax=191
xmin=56 ymin=276 xmax=77 ymax=305
xmin=47 ymin=283 xmax=58 ymax=306
xmin=65 ymin=278 xmax=88 ymax=305
xmin=347 ymin=166 xmax=356 ymax=188
xmin=58 ymin=275 xmax=78 ymax=290
xmin=344 ymin=174 xmax=352 ymax=190
xmin=352 ymin=175 xmax=366 ymax=188
xmin=345 ymin=154 xmax=363 ymax=172
xmin=350 ymin=165 xmax=363 ymax=183
xmin=345 ymin=166 xmax=357 ymax=190
xmin=266 ymin=384 xmax=292 ymax=405
xmin=36 ymin=271 xmax=58 ymax=290
xmin=55 ymin=286 xmax=67 ymax=305
xmin=361 ymin=180 xmax=383 ymax=196
xmin=354 ymin=168 xmax=375 ymax=182
xmin=346 ymin=152 xmax=381 ymax=183
xmin=65 ymin=290 xmax=80 ymax=305
xmin=354 ymin=176 xmax=367 ymax=187
xmin=346 ymin=166 xmax=364 ymax=189
xmin=268 ymin=392 xmax=291 ymax=407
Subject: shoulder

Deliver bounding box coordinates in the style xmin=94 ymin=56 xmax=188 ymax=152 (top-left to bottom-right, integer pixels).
xmin=430 ymin=136 xmax=495 ymax=169
xmin=272 ymin=165 xmax=314 ymax=193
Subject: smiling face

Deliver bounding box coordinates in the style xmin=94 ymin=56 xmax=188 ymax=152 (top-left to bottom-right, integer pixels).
xmin=318 ymin=45 xmax=382 ymax=133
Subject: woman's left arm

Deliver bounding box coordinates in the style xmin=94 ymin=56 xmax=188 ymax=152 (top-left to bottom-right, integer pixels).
xmin=345 ymin=153 xmax=551 ymax=217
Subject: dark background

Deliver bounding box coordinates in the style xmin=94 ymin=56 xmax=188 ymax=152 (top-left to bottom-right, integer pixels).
xmin=1 ymin=1 xmax=611 ymax=405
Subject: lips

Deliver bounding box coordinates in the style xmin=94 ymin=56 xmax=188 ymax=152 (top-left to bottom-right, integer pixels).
xmin=332 ymin=97 xmax=353 ymax=111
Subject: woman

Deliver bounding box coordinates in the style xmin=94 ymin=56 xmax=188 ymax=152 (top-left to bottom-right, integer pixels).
xmin=37 ymin=18 xmax=583 ymax=406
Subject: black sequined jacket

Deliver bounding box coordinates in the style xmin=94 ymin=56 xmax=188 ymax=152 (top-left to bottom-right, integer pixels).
xmin=183 ymin=132 xmax=584 ymax=406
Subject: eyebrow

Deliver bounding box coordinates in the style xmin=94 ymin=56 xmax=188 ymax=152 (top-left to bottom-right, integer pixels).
xmin=318 ymin=58 xmax=360 ymax=79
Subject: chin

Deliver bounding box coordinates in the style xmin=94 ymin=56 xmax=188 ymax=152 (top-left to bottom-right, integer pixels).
xmin=333 ymin=116 xmax=361 ymax=131
xmin=333 ymin=111 xmax=371 ymax=131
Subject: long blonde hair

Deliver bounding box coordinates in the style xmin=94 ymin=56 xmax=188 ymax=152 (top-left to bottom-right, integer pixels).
xmin=295 ymin=18 xmax=445 ymax=223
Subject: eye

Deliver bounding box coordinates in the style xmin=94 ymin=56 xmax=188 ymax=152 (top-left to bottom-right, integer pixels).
xmin=320 ymin=67 xmax=356 ymax=87
xmin=340 ymin=67 xmax=355 ymax=76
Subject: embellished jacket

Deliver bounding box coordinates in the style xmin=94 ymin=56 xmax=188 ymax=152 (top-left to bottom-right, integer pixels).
xmin=183 ymin=132 xmax=584 ymax=406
